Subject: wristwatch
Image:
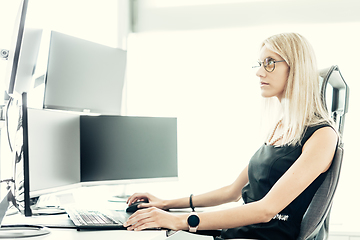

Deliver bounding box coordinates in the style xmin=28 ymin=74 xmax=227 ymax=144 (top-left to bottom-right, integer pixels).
xmin=187 ymin=212 xmax=200 ymax=232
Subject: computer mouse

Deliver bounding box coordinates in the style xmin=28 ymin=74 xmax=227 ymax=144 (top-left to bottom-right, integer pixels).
xmin=126 ymin=200 xmax=149 ymax=213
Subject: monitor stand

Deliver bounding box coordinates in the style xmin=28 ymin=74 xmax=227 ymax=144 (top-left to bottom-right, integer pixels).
xmin=109 ymin=184 xmax=130 ymax=203
xmin=29 ymin=192 xmax=75 ymax=216
xmin=0 ymin=189 xmax=51 ymax=237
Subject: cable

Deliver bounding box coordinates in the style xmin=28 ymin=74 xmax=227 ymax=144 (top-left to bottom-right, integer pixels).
xmin=5 ymin=95 xmax=23 ymax=153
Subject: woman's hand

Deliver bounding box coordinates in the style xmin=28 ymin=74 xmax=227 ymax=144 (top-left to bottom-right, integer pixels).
xmin=123 ymin=207 xmax=185 ymax=231
xmin=127 ymin=192 xmax=168 ymax=210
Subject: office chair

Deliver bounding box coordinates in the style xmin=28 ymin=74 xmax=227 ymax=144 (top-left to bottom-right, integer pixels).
xmin=297 ymin=65 xmax=349 ymax=240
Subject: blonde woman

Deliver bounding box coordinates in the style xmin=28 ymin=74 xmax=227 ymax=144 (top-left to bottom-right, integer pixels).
xmin=124 ymin=33 xmax=338 ymax=240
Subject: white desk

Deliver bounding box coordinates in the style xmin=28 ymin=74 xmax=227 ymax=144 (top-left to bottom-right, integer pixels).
xmin=1 ymin=213 xmax=167 ymax=240
xmin=1 ymin=213 xmax=223 ymax=240
xmin=1 ymin=228 xmax=167 ymax=240
xmin=0 ymin=187 xmax=223 ymax=240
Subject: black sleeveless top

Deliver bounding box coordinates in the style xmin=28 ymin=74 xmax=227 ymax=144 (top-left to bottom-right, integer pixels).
xmin=221 ymin=123 xmax=333 ymax=240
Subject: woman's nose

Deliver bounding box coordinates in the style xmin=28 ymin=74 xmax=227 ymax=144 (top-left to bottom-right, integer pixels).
xmin=256 ymin=66 xmax=266 ymax=78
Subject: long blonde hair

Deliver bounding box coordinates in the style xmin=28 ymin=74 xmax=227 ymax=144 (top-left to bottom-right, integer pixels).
xmin=261 ymin=33 xmax=334 ymax=146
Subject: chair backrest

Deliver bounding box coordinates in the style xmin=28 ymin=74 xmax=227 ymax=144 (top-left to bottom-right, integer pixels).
xmin=319 ymin=65 xmax=349 ymax=143
xmin=297 ymin=66 xmax=349 ymax=240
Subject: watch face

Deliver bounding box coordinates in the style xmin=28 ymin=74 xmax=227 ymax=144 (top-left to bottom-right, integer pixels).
xmin=187 ymin=214 xmax=200 ymax=227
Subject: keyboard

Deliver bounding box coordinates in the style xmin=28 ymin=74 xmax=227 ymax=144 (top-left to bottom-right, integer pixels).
xmin=65 ymin=207 xmax=129 ymax=230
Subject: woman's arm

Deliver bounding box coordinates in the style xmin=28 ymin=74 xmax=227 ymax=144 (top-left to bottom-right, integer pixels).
xmin=165 ymin=164 xmax=249 ymax=209
xmin=124 ymin=127 xmax=337 ymax=231
xmin=127 ymin=165 xmax=249 ymax=210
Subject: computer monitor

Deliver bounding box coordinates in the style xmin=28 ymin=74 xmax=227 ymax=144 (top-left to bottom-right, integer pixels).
xmin=3 ymin=93 xmax=52 ymax=236
xmin=3 ymin=0 xmax=42 ymax=98
xmin=80 ymin=115 xmax=178 ymax=186
xmin=26 ymin=108 xmax=81 ymax=199
xmin=42 ymin=31 xmax=127 ymax=115
xmin=19 ymin=104 xmax=81 ymax=217
xmin=21 ymin=112 xmax=177 ymax=213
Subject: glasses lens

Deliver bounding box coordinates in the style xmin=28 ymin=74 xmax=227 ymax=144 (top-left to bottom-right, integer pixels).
xmin=264 ymin=58 xmax=275 ymax=72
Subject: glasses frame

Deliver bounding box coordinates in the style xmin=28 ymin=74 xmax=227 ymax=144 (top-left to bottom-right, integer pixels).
xmin=252 ymin=57 xmax=286 ymax=73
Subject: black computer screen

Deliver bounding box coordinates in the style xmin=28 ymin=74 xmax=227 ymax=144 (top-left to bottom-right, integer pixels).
xmin=80 ymin=116 xmax=178 ymax=183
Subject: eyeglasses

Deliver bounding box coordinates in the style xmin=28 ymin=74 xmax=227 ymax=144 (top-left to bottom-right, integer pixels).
xmin=252 ymin=57 xmax=286 ymax=73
